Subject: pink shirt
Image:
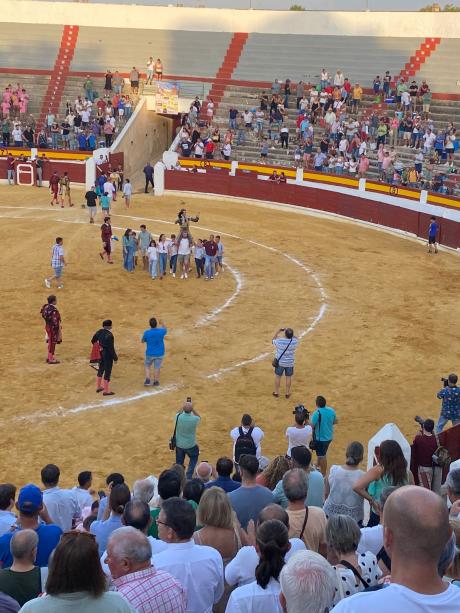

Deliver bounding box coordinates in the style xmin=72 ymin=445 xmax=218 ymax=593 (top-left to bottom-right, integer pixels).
xmin=114 ymin=566 xmax=186 ymax=613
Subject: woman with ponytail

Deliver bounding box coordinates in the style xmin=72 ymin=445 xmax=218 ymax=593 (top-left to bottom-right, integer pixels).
xmin=90 ymin=483 xmax=130 ymax=556
xmin=225 ymin=519 xmax=290 ymax=612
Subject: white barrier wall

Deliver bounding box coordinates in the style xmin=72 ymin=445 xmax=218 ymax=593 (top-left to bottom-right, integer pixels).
xmin=5 ymin=1 xmax=460 ymax=38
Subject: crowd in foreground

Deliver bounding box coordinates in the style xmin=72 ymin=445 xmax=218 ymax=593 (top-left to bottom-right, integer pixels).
xmin=0 ymin=399 xmax=459 ymax=612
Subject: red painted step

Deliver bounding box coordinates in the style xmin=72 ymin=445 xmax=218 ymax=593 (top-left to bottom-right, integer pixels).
xmin=396 ymin=36 xmax=441 ymax=83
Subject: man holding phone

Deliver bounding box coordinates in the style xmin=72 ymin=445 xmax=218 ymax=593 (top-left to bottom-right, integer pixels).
xmin=174 ymin=400 xmax=200 ymax=479
xmin=272 ymin=327 xmax=298 ymax=398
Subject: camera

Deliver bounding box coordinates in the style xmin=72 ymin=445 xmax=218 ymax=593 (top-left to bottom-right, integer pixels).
xmin=441 ymin=377 xmax=449 ymax=388
xmin=414 ymin=415 xmax=425 ymax=428
xmin=293 ymin=404 xmax=310 ymax=421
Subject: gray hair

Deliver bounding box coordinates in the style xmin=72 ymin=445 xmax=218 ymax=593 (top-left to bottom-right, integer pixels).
xmin=380 ymin=486 xmax=399 ymax=511
xmin=326 ymin=514 xmax=361 ymax=555
xmin=446 ymin=469 xmax=460 ymax=497
xmin=10 ymin=529 xmax=38 ymax=560
xmin=279 ymin=550 xmax=336 ymax=613
xmin=438 ymin=531 xmax=457 ymax=577
xmin=133 ymin=479 xmax=155 ymax=504
xmin=108 ymin=526 xmax=152 ymax=564
xmin=283 ymin=469 xmax=308 ymax=503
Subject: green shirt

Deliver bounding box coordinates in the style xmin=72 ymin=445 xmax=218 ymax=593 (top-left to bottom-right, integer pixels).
xmin=175 ymin=412 xmax=200 ymax=449
xmin=148 ymin=500 xmax=198 ymax=538
xmin=0 ymin=567 xmax=41 ymax=606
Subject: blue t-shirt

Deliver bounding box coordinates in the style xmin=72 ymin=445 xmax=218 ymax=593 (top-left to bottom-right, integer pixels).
xmin=311 ymin=406 xmax=336 ymax=442
xmin=228 ymin=486 xmax=274 ymax=529
xmin=142 ymin=327 xmax=167 ymax=357
xmin=0 ymin=524 xmax=62 ymax=568
xmin=429 ymin=221 xmax=438 ymax=237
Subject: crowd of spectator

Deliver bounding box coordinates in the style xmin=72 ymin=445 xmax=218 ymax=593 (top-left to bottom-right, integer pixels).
xmin=0 ymin=395 xmax=459 ymax=612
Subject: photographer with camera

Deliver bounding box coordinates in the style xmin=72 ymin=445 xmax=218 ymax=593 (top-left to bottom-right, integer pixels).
xmin=170 ymin=400 xmax=200 ymax=479
xmin=272 ymin=327 xmax=298 ymax=399
xmin=285 ymin=405 xmax=312 ymax=456
xmin=411 ymin=417 xmax=438 ymax=490
xmin=436 ymin=373 xmax=460 ymax=433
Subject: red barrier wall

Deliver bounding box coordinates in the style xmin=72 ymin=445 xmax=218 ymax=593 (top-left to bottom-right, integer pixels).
xmin=0 ymin=158 xmax=86 ymax=183
xmin=165 ymin=171 xmax=460 ymax=250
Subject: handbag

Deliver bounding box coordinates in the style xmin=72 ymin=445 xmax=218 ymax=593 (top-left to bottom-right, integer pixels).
xmin=309 ymin=410 xmax=322 ymax=451
xmin=169 ymin=414 xmax=180 ymax=451
xmin=272 ymin=337 xmax=293 ymax=368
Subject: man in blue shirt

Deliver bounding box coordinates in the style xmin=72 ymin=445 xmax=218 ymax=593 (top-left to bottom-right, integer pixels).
xmin=436 ymin=373 xmax=460 ymax=433
xmin=310 ymin=395 xmax=338 ymax=476
xmin=0 ymin=485 xmax=62 ymax=568
xmin=141 ymin=317 xmax=167 ymax=387
xmin=205 ymin=457 xmax=240 ymax=493
xmin=428 ymin=215 xmax=439 ymax=254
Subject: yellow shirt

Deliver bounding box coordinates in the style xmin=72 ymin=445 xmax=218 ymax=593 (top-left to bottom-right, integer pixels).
xmin=353 ymin=87 xmax=363 ymax=100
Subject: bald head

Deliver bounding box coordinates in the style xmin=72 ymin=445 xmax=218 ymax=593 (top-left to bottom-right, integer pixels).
xmin=257 ymin=503 xmax=289 ymax=529
xmin=384 ymin=485 xmax=450 ymax=563
xmin=195 ymin=462 xmax=212 ymax=482
xmin=10 ymin=529 xmax=38 ymax=562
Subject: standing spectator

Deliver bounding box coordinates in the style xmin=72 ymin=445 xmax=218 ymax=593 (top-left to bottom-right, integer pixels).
xmin=130 ymin=67 xmax=140 ymax=94
xmin=85 ymin=185 xmax=98 ymax=224
xmin=0 ymin=485 xmax=17 ymax=537
xmin=0 ymin=530 xmax=42 ymax=607
xmin=175 ymin=401 xmax=201 ymax=479
xmin=113 ymin=71 xmax=123 ymax=95
xmin=91 ymin=484 xmax=130 ymax=556
xmin=40 ymin=295 xmax=62 ymax=365
xmin=296 ymin=81 xmax=304 ymax=109
xmin=104 ymin=70 xmax=113 ymax=96
xmin=143 ymin=161 xmax=154 ymax=193
xmin=155 ymin=58 xmax=163 ymax=81
xmin=35 ymin=154 xmax=46 ymax=187
xmin=225 ymin=519 xmax=289 ymax=613
xmin=310 ymin=395 xmax=338 ymax=476
xmin=153 ymin=498 xmax=224 ymax=613
xmin=72 ymin=471 xmax=93 ymax=512
xmin=427 ymin=215 xmax=439 ymax=254
xmin=107 ymin=527 xmax=186 ymax=612
xmin=84 ymin=75 xmax=94 ymax=102
xmin=436 ymin=373 xmax=460 ymax=432
xmin=7 ymin=153 xmax=15 ymax=184
xmin=279 ymin=550 xmax=336 ymax=613
xmin=273 ymin=446 xmax=324 ymax=509
xmin=0 ymin=484 xmax=62 ymax=569
xmin=283 ymin=469 xmax=327 ymax=554
xmin=203 ymin=234 xmax=218 ymax=280
xmin=272 ymin=327 xmax=298 ymax=398
xmin=323 ymin=442 xmax=365 ymax=525
xmin=410 ymin=419 xmax=438 ymax=488
xmin=20 ymin=531 xmax=136 ymax=613
xmin=146 ymin=57 xmax=154 ymax=84
xmin=383 ymin=70 xmax=391 ymax=96
xmin=44 ymin=237 xmax=65 ymax=290
xmin=230 ymin=414 xmax=264 ymax=463
xmin=141 ymin=317 xmax=167 ymax=387
xmin=285 ymin=405 xmax=312 ymax=455
xmin=100 ymin=216 xmax=113 ymax=264
xmin=204 ymin=457 xmax=240 ymax=493
xmin=228 ymin=455 xmax=274 ymax=530
xmin=351 ymin=83 xmax=363 ymax=113
xmin=333 ymin=486 xmax=460 ymax=612
xmin=91 ymin=319 xmax=118 ymax=396
xmin=41 ymin=464 xmax=80 ymax=532
xmin=326 ymin=514 xmax=381 ymax=606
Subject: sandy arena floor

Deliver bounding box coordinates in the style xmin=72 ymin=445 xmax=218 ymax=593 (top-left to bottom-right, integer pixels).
xmin=0 ymin=185 xmax=459 ymax=491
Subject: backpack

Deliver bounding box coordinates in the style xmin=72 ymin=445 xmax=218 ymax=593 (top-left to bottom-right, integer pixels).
xmin=234 ymin=427 xmax=257 ymax=462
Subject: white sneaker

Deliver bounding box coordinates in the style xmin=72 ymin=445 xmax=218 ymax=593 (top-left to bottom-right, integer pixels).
xmin=215 ymin=271 xmax=219 ymax=276
xmin=184 ymin=273 xmax=188 ymax=279
xmin=45 ymin=278 xmax=51 ymax=288
xmin=172 ymin=273 xmax=175 ymax=278
xmin=57 ymin=284 xmax=64 ymax=289
xmin=180 ymin=274 xmax=184 ymax=279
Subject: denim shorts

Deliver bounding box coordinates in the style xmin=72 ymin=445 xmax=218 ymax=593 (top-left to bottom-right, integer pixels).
xmin=53 ymin=266 xmax=63 ymax=278
xmin=216 ymin=256 xmax=223 ymax=264
xmin=275 ymin=365 xmax=294 ymax=376
xmin=145 ymin=356 xmax=163 ymax=368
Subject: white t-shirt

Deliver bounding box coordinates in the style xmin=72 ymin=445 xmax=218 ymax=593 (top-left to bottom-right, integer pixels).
xmin=225 ymin=577 xmax=282 ymax=613
xmin=122 ymin=183 xmax=132 ymax=197
xmin=223 ymin=143 xmax=231 ymax=157
xmin=230 ymin=426 xmax=264 ymax=460
xmin=358 ymin=524 xmax=384 ymax=556
xmin=12 ymin=128 xmax=22 ymax=141
xmin=80 ymin=109 xmax=90 ymax=123
xmin=285 ymin=425 xmax=312 ymax=455
xmin=178 ymin=238 xmax=191 ymax=256
xmin=147 ymin=246 xmax=158 ymax=261
xmin=332 ymin=582 xmax=460 ymax=613
xmin=401 ymin=91 xmax=410 ymax=105
xmin=195 ymin=142 xmax=204 ymax=156
xmin=243 ymin=112 xmax=253 ymax=124
xmin=103 ymin=181 xmax=115 ymax=196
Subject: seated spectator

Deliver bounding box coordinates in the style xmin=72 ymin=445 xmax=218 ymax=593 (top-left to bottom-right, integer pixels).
xmin=279 ymin=550 xmax=336 ymax=613
xmin=273 ymin=446 xmax=324 ymax=509
xmin=91 ymin=483 xmax=130 ymax=556
xmin=225 ymin=519 xmax=289 ymax=613
xmin=326 ymin=514 xmax=381 ymax=605
xmin=225 ymin=504 xmax=305 ymax=588
xmin=228 ymin=455 xmax=274 ymax=530
xmin=132 ymin=478 xmax=155 ymax=506
xmin=231 ymin=414 xmax=264 ymax=463
xmin=183 ymin=479 xmax=205 ymax=505
xmin=0 ymin=484 xmax=17 ymax=537
xmin=0 ymin=530 xmax=42 ymax=606
xmin=148 ymin=469 xmax=182 ymax=538
xmin=194 ymin=462 xmax=213 ymax=484
xmin=256 ymin=456 xmax=290 ymax=490
xmin=41 ymin=464 xmax=80 ymax=532
xmin=153 ymin=497 xmax=224 ymax=613
xmin=205 ymin=457 xmax=240 ymax=493
xmin=283 ymin=469 xmax=327 ymax=554
xmin=285 ymin=405 xmax=312 ymax=455
xmin=323 ymin=442 xmax=365 ymax=525
xmin=97 ymin=472 xmax=125 ymax=520
xmin=20 ymin=531 xmax=135 ymax=612
xmin=0 ymin=485 xmax=62 ymax=568
xmin=107 ymin=527 xmax=186 ymax=612
xmin=72 ymin=471 xmax=93 ymax=512
xmin=333 ymin=486 xmax=460 ymax=611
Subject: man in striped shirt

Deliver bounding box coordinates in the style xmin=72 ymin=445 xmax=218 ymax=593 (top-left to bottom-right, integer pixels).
xmin=108 ymin=527 xmax=186 ymax=613
xmin=45 ymin=237 xmax=65 ymax=289
xmin=272 ymin=327 xmax=298 ymax=399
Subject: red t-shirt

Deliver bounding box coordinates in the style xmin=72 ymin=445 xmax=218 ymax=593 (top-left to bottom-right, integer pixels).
xmin=203 ymin=240 xmax=217 ymax=256
xmin=7 ymin=156 xmax=14 ymax=170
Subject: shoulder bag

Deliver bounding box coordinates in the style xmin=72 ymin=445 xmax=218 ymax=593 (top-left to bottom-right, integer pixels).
xmin=309 ymin=410 xmax=322 ymax=451
xmin=169 ymin=414 xmax=180 ymax=451
xmin=339 ymin=559 xmax=369 ymax=590
xmin=432 ymin=433 xmax=451 ymax=467
xmin=298 ymin=506 xmax=309 ymax=541
xmin=272 ymin=338 xmax=293 ymax=368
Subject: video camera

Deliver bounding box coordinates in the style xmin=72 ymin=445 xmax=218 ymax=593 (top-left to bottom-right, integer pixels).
xmin=293 ymin=404 xmax=310 ymax=421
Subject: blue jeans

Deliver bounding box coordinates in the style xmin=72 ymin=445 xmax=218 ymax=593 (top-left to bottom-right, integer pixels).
xmin=169 ymin=254 xmax=177 ymax=273
xmin=229 ymin=118 xmax=237 ymax=130
xmin=436 ymin=415 xmax=460 ymax=434
xmin=205 ymin=255 xmax=215 ymax=278
xmin=159 ymin=252 xmax=167 ymax=276
xmin=85 ymin=89 xmax=94 ymax=102
xmin=176 ymin=445 xmax=199 ymax=479
xmin=150 ymin=259 xmax=157 ymax=279
xmin=124 ymin=248 xmax=135 ymax=272
xmin=237 ymin=129 xmax=245 ymax=145
xmin=51 ymin=133 xmax=59 ymax=149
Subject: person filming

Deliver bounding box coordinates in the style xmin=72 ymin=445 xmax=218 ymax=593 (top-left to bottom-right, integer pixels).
xmin=436 ymin=373 xmax=460 ymax=433
xmin=272 ymin=327 xmax=298 ymax=399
